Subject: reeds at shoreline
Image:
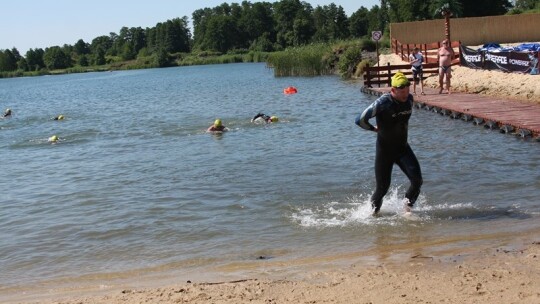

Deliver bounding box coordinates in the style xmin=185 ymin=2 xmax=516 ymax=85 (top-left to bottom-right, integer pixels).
xmin=266 ymin=44 xmax=332 ymax=77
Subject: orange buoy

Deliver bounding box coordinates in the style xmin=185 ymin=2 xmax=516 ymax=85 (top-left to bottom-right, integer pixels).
xmin=283 ymin=86 xmax=298 ymax=94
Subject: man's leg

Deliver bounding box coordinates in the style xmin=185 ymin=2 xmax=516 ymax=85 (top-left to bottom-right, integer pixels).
xmin=371 ymin=147 xmax=394 ymax=214
xmin=419 ymin=72 xmax=424 ymax=94
xmin=438 ymin=68 xmax=444 ymax=93
xmin=396 ymin=144 xmax=423 ymax=208
xmin=446 ymin=71 xmax=452 ymax=94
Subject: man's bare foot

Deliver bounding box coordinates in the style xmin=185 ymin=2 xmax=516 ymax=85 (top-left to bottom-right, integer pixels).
xmin=438 ymin=88 xmax=443 ymax=94
xmin=403 ymin=198 xmax=413 ymax=213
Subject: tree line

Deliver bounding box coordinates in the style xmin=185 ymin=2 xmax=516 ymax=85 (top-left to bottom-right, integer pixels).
xmin=0 ymin=0 xmax=535 ymax=73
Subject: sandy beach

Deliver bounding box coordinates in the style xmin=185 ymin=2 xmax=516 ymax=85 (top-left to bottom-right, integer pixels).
xmin=24 ymin=234 xmax=540 ymax=304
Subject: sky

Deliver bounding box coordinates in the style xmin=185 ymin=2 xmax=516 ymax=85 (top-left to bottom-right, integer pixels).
xmin=0 ymin=0 xmax=379 ymax=54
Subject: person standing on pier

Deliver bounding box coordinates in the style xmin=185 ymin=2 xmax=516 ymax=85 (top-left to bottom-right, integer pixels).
xmin=355 ymin=72 xmax=423 ymax=216
xmin=438 ymin=39 xmax=455 ymax=94
xmin=409 ymin=47 xmax=425 ymax=95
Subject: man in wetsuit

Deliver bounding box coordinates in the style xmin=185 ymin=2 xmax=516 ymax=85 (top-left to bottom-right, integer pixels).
xmin=3 ymin=108 xmax=12 ymax=118
xmin=252 ymin=113 xmax=278 ymax=123
xmin=355 ymin=72 xmax=423 ymax=215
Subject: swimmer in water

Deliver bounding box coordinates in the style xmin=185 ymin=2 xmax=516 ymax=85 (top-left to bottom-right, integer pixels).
xmin=2 ymin=108 xmax=12 ymax=118
xmin=207 ymin=119 xmax=228 ymax=132
xmin=251 ymin=113 xmax=278 ymax=123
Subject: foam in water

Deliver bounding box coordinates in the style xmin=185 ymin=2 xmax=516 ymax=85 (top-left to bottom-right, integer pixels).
xmin=289 ymin=185 xmax=531 ymax=228
xmin=291 ymin=187 xmax=429 ymax=227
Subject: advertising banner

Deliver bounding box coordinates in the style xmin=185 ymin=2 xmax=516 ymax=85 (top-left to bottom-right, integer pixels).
xmin=460 ymin=45 xmax=538 ymax=74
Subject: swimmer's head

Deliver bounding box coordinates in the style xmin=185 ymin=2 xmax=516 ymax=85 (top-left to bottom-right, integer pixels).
xmin=270 ymin=116 xmax=279 ymax=122
xmin=214 ymin=119 xmax=222 ymax=127
xmin=391 ymin=72 xmax=410 ymax=88
xmin=48 ymin=135 xmax=59 ymax=142
xmin=4 ymin=108 xmax=11 ymax=115
xmin=57 ymin=115 xmax=64 ymax=120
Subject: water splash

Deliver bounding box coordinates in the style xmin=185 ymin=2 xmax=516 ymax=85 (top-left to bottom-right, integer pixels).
xmin=291 ymin=187 xmax=425 ymax=228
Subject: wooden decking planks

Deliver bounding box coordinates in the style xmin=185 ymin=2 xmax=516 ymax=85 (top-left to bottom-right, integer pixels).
xmin=360 ymin=86 xmax=540 ymax=138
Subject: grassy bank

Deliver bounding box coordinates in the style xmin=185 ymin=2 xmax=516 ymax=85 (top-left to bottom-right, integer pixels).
xmin=266 ymin=38 xmax=384 ymax=78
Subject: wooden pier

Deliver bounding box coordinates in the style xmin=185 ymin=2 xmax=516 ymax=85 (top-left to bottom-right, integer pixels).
xmin=360 ymin=86 xmax=540 ymax=140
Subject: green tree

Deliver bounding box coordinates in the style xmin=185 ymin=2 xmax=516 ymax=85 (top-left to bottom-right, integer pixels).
xmin=11 ymin=47 xmax=22 ymax=62
xmin=192 ymin=7 xmax=214 ymax=50
xmin=43 ymin=46 xmax=72 ymax=69
xmin=91 ymin=35 xmax=113 ymax=57
xmin=273 ymin=0 xmax=308 ymax=47
xmin=431 ymin=0 xmax=463 ymax=18
xmin=238 ymin=2 xmax=276 ymax=49
xmin=0 ymin=49 xmax=18 ymax=71
xmin=432 ymin=0 xmax=463 ymax=41
xmin=17 ymin=57 xmax=28 ymax=71
xmin=250 ymin=32 xmax=275 ymax=51
xmin=312 ymin=6 xmax=330 ymax=42
xmin=114 ymin=27 xmax=147 ymax=60
xmin=131 ymin=27 xmax=147 ymax=54
xmin=366 ymin=5 xmax=384 ymax=34
xmin=338 ymin=46 xmax=363 ymax=78
xmin=201 ymin=15 xmax=238 ymax=52
xmin=78 ymin=54 xmax=89 ymax=66
xmin=147 ymin=18 xmax=190 ymax=53
xmin=153 ymin=47 xmax=169 ymax=67
xmin=165 ymin=18 xmax=191 ymax=53
xmin=74 ymin=39 xmax=90 ymax=55
xmin=334 ymin=5 xmax=350 ymax=39
xmin=25 ymin=48 xmax=45 ymax=71
xmin=515 ymin=0 xmax=540 ymax=10
xmin=107 ymin=32 xmax=119 ymax=56
xmin=459 ymin=0 xmax=512 ymax=17
xmin=312 ymin=4 xmax=350 ymax=42
xmin=121 ymin=43 xmax=136 ymax=60
xmin=387 ymin=0 xmax=431 ymax=22
xmin=93 ymin=48 xmax=106 ymax=65
xmin=292 ymin=12 xmax=315 ymax=46
xmin=379 ymin=0 xmax=390 ymax=32
xmin=349 ymin=7 xmax=370 ymax=38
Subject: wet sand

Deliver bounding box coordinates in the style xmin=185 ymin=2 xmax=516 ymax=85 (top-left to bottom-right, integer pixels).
xmin=5 ymin=229 xmax=540 ymax=304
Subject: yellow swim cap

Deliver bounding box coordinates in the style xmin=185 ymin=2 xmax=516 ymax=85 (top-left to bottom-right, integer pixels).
xmin=391 ymin=72 xmax=410 ymax=88
xmin=214 ymin=119 xmax=222 ymax=127
xmin=270 ymin=116 xmax=278 ymax=122
xmin=58 ymin=115 xmax=64 ymax=120
xmin=48 ymin=135 xmax=59 ymax=142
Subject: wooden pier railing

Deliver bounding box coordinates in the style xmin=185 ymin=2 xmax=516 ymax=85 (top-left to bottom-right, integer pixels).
xmin=391 ymin=39 xmax=461 ymax=64
xmin=364 ymin=39 xmax=461 ymax=88
xmin=363 ymin=62 xmax=446 ymax=88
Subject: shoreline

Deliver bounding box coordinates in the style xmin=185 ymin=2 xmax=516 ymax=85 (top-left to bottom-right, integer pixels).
xmin=5 ymin=229 xmax=540 ymax=304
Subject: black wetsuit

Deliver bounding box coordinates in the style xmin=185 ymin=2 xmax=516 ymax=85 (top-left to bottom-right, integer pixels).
xmin=252 ymin=113 xmax=271 ymax=122
xmin=355 ymin=93 xmax=422 ymax=212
